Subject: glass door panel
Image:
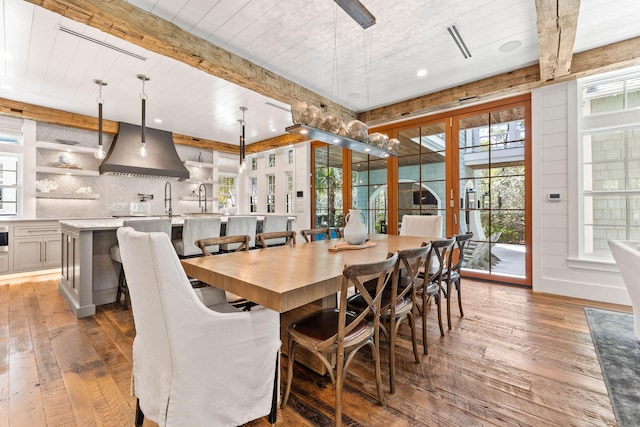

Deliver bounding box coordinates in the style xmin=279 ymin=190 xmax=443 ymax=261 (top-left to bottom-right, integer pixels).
xmin=351 ymin=151 xmax=387 ymax=234
xmin=313 ymin=144 xmax=344 ymax=235
xmin=397 ymin=122 xmax=447 ymax=237
xmin=457 ymin=106 xmax=526 ymax=279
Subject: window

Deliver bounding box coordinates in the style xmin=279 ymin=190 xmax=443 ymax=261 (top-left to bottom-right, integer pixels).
xmin=250 ymin=177 xmax=258 ymax=213
xmin=0 ymin=117 xmax=23 ymax=216
xmin=578 ymin=68 xmax=640 ymax=260
xmin=286 ymin=171 xmax=294 ymax=214
xmin=287 ymin=149 xmax=294 ymax=164
xmin=268 ymin=153 xmax=276 ymax=168
xmin=0 ymin=155 xmax=19 ymax=216
xmin=251 ymin=157 xmax=257 ymax=171
xmin=266 ymin=174 xmax=275 ymax=213
xmin=313 ymin=144 xmax=344 ymax=228
xmin=218 ymin=176 xmax=235 ymax=208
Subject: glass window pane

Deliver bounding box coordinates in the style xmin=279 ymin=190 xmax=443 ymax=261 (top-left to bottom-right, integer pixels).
xmin=582 ymin=80 xmax=624 ymax=114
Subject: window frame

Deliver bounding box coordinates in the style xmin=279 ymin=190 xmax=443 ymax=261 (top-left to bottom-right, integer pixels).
xmin=570 ymin=66 xmax=640 ymax=268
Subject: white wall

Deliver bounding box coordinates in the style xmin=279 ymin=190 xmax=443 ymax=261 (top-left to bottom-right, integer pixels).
xmin=240 ymin=142 xmax=311 ymax=234
xmin=532 ymin=82 xmax=629 ymax=305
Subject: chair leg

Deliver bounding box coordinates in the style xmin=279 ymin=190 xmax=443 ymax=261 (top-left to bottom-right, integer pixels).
xmin=268 ymin=353 xmax=279 ymax=424
xmin=388 ymin=316 xmax=397 ymax=394
xmin=456 ymin=278 xmax=464 ymax=318
xmin=446 ymin=281 xmax=453 ymax=330
xmin=281 ymin=340 xmax=296 ymax=409
xmin=135 ymin=398 xmax=144 ymax=427
xmin=115 ymin=265 xmax=125 ymax=303
xmin=422 ymin=294 xmax=429 ymax=355
xmin=436 ymin=293 xmax=445 ymax=337
xmin=408 ymin=310 xmax=421 ymax=363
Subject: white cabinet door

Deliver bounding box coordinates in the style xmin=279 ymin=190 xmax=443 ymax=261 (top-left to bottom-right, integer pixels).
xmin=13 ymin=238 xmax=44 ymax=271
xmin=43 ymin=236 xmax=62 ymax=268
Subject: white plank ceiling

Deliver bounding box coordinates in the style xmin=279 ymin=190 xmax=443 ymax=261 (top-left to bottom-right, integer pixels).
xmin=0 ymin=0 xmax=639 ymax=146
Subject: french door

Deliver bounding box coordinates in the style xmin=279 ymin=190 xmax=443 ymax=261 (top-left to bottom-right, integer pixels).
xmin=382 ymin=95 xmax=531 ymax=285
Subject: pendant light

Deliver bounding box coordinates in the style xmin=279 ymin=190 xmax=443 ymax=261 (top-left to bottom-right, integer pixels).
xmin=137 ymin=74 xmax=150 ymax=157
xmin=93 ymin=79 xmax=107 ymax=160
xmin=238 ymin=106 xmax=247 ymax=172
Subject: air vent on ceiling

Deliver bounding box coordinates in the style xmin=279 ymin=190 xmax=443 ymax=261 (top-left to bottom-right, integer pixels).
xmin=58 ymin=25 xmax=147 ymax=61
xmin=446 ymin=25 xmax=472 ymax=59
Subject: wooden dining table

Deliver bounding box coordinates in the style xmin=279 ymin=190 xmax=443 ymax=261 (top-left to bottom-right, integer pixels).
xmin=181 ymin=233 xmax=432 ymax=313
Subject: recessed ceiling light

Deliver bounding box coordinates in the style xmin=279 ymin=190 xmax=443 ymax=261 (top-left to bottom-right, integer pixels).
xmin=154 ymin=118 xmax=162 ymax=123
xmin=1 ymin=84 xmax=12 ymax=90
xmin=269 ymin=127 xmax=277 ymax=132
xmin=417 ymin=69 xmax=428 ymax=77
xmin=0 ymin=53 xmax=13 ymax=61
xmin=348 ymin=92 xmax=360 ymax=99
xmin=499 ymin=40 xmax=522 ymax=52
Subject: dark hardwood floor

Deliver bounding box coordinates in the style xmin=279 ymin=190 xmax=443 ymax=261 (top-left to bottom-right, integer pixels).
xmin=0 ymin=274 xmax=628 ymax=426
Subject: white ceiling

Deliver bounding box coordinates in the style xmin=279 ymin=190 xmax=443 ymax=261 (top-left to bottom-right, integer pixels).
xmin=0 ymin=0 xmax=639 ymax=147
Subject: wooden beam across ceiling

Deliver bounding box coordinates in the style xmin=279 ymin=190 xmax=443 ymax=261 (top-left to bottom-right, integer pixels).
xmin=0 ymin=97 xmax=242 ymax=152
xmin=535 ymin=0 xmax=581 ymax=83
xmin=26 ymin=0 xmax=357 ymax=123
xmin=360 ymin=36 xmax=640 ymax=125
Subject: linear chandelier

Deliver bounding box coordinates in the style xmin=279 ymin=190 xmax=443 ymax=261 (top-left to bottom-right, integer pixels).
xmin=334 ymin=0 xmax=375 ymax=29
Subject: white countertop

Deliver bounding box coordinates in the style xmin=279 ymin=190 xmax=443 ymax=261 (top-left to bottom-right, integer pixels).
xmin=59 ymin=215 xmax=295 ymax=231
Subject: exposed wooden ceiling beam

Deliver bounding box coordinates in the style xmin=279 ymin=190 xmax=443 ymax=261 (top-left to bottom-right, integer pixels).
xmin=360 ymin=36 xmax=640 ymax=125
xmin=0 ymin=97 xmax=241 ymax=152
xmin=535 ymin=0 xmax=581 ymax=82
xmin=26 ymin=0 xmax=356 ymax=123
xmin=245 ymin=134 xmax=308 ymax=154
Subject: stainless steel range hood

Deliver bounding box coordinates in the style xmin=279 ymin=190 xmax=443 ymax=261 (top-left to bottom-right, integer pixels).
xmin=99 ymin=122 xmax=189 ymax=179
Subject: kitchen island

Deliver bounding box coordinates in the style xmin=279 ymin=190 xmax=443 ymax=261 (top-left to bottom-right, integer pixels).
xmin=58 ymin=215 xmax=293 ymax=318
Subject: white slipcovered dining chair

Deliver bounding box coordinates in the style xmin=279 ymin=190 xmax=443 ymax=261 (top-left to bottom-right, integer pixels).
xmin=399 ymin=215 xmax=443 ymax=238
xmin=116 ymin=227 xmax=281 ymax=426
xmin=608 ymin=239 xmax=640 ymax=340
xmin=261 ymin=215 xmax=290 ymax=246
xmin=221 ymin=216 xmax=258 ymax=250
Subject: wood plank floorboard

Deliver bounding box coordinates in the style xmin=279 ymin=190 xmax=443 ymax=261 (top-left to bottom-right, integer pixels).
xmin=0 ymin=277 xmax=629 ymax=426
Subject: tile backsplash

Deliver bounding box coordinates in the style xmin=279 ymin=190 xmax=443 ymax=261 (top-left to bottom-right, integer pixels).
xmin=36 ymin=122 xmax=216 ymax=219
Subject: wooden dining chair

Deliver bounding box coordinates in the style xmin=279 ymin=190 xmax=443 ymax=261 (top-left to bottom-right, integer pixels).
xmin=256 ymin=230 xmax=296 ymax=248
xmin=282 ymin=253 xmax=398 ymax=427
xmin=442 ymin=232 xmax=473 ymax=329
xmin=416 ymin=238 xmax=455 ymax=354
xmin=300 ymin=227 xmax=331 ymax=242
xmin=195 ymin=234 xmax=250 ymax=256
xmin=346 ymin=243 xmax=432 ymax=393
xmin=195 ymin=234 xmax=254 ymax=310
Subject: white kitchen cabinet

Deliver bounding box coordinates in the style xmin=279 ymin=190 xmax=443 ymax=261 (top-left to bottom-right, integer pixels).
xmin=12 ymin=224 xmax=62 ymax=272
xmin=0 ymin=254 xmax=8 ymax=273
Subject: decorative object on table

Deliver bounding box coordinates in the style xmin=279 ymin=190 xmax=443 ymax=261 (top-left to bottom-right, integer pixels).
xmin=328 ymin=241 xmax=376 ymax=252
xmin=36 ymin=179 xmax=58 ymax=193
xmin=76 ymin=187 xmax=93 ymax=194
xmin=343 ymin=209 xmax=367 ymax=245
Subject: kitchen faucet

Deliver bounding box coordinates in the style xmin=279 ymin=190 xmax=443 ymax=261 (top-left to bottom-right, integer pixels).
xmin=198 ymin=184 xmax=207 ymax=213
xmin=164 ymin=181 xmax=172 ymax=218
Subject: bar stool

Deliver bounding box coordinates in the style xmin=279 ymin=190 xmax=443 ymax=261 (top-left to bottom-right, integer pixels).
xmin=111 ymin=218 xmax=172 ymax=309
xmin=172 ymin=217 xmax=221 ymax=257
